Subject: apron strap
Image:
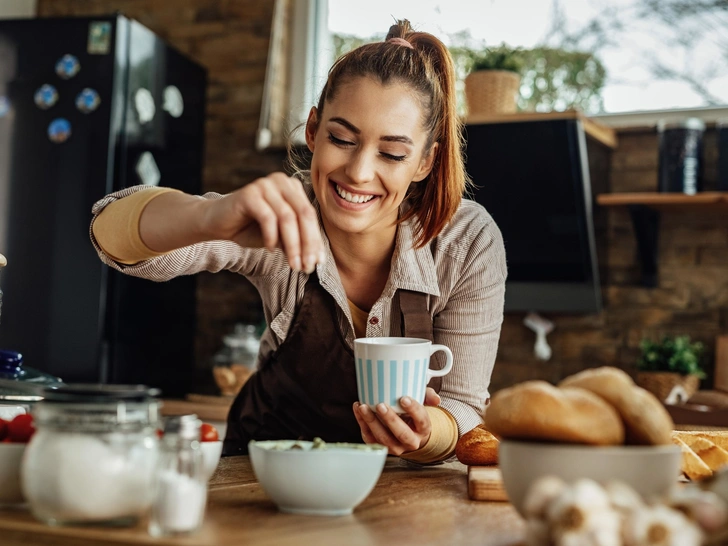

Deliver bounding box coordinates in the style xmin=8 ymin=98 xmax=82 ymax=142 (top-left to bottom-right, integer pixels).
xmin=399 ymin=290 xmax=433 ymax=342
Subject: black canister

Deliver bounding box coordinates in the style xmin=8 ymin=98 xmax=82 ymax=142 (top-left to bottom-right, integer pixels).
xmin=658 ymin=117 xmax=705 ymax=195
xmin=718 ymin=119 xmax=728 ymax=192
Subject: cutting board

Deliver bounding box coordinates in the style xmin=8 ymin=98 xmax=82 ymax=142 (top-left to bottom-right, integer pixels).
xmin=467 ymin=465 xmax=509 ymax=502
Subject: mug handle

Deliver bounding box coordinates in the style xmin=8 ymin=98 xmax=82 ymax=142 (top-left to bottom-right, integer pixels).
xmin=426 ymin=344 xmax=453 ymax=379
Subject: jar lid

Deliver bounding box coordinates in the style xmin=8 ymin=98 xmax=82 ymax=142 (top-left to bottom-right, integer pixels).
xmin=163 ymin=413 xmax=201 ymax=441
xmin=41 ymin=384 xmax=160 ymax=403
xmin=223 ymin=324 xmax=258 ymax=348
xmin=658 ymin=117 xmax=706 ymax=132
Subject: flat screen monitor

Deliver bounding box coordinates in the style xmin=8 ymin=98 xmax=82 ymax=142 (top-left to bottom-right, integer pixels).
xmin=464 ymin=118 xmax=602 ymax=313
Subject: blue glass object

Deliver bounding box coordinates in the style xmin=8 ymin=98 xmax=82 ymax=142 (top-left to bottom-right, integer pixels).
xmin=0 ymin=349 xmax=23 ymax=379
xmin=0 ymin=96 xmax=9 ymax=117
xmin=47 ymin=118 xmax=72 ymax=143
xmin=34 ymin=84 xmax=59 ymax=109
xmin=55 ymin=54 xmax=80 ymax=79
xmin=75 ymin=88 xmax=100 ymax=113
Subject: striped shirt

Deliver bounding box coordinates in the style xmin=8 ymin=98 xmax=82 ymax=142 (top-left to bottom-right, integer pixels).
xmin=90 ymin=182 xmax=507 ymax=435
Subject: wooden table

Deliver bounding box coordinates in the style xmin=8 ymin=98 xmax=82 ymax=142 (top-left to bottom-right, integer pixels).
xmin=0 ymin=456 xmax=526 ymax=546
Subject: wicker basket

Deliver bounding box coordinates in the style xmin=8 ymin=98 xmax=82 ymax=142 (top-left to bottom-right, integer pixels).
xmin=464 ymin=69 xmax=521 ymax=118
xmin=635 ymin=371 xmax=701 ymax=403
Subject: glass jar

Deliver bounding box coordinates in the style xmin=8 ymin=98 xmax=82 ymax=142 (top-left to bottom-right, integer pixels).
xmin=22 ymin=384 xmax=161 ymax=526
xmin=149 ymin=414 xmax=207 ymax=537
xmin=212 ymin=324 xmax=260 ymax=396
xmin=658 ymin=117 xmax=705 ymax=195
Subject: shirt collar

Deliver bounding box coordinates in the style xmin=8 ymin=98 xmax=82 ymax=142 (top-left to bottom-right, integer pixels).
xmin=388 ymin=217 xmax=441 ymax=297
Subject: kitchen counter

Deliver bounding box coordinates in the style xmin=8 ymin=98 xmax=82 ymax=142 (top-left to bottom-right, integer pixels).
xmin=0 ymin=456 xmax=526 ymax=546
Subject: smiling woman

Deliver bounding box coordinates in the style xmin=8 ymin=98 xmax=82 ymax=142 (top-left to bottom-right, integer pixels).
xmin=88 ymin=18 xmax=507 ymax=466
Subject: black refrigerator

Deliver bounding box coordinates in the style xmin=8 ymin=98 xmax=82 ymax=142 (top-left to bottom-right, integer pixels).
xmin=0 ymin=15 xmax=206 ymax=397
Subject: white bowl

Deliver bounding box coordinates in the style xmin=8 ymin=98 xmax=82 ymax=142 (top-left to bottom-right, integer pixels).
xmin=0 ymin=443 xmax=26 ymax=505
xmin=200 ymin=441 xmax=222 ymax=482
xmin=499 ymin=440 xmax=682 ymax=516
xmin=249 ymin=440 xmax=388 ymax=516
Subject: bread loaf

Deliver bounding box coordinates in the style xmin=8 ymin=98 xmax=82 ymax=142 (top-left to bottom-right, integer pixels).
xmin=484 ymin=380 xmax=625 ymax=446
xmin=559 ymin=366 xmax=673 ymax=445
xmin=455 ymin=425 xmax=499 ymax=466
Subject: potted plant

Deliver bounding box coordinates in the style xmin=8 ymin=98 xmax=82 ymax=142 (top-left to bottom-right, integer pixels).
xmin=635 ymin=335 xmax=706 ymax=403
xmin=463 ymin=44 xmax=523 ymax=119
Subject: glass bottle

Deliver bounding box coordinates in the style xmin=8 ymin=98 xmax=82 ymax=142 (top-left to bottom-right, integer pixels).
xmin=149 ymin=414 xmax=207 ymax=537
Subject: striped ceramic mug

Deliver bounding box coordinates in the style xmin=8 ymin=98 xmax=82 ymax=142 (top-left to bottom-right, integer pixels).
xmin=354 ymin=337 xmax=454 ymax=413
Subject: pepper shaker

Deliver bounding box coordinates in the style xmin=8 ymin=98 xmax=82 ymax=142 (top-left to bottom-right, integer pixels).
xmin=149 ymin=414 xmax=207 ymax=537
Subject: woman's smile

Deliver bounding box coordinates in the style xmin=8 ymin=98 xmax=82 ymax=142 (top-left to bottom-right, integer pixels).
xmin=331 ymin=181 xmax=379 ymax=208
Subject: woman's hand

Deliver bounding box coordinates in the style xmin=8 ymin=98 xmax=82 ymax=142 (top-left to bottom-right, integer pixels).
xmin=353 ymin=388 xmax=441 ymax=456
xmin=203 ymin=172 xmax=325 ymax=272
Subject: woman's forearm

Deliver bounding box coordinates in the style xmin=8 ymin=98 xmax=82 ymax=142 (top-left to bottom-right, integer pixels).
xmin=138 ymin=190 xmax=215 ymax=253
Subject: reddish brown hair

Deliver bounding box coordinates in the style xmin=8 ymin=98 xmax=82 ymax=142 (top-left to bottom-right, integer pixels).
xmin=311 ymin=20 xmax=469 ymax=248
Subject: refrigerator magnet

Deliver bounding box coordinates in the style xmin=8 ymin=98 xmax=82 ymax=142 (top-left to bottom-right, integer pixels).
xmin=34 ymin=84 xmax=59 ymax=109
xmin=88 ymin=21 xmax=112 ymax=55
xmin=136 ymin=152 xmax=161 ymax=187
xmin=48 ymin=118 xmax=72 ymax=144
xmin=163 ymin=85 xmax=184 ymax=118
xmin=55 ymin=54 xmax=81 ymax=80
xmin=76 ymin=88 xmax=101 ymax=113
xmin=134 ymin=88 xmax=155 ymax=124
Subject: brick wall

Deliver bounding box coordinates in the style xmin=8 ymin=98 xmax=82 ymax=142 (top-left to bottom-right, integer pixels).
xmin=37 ymin=1 xmax=728 ymax=394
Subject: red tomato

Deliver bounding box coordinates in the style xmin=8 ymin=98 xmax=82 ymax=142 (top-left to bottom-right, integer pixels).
xmin=156 ymin=428 xmax=164 ymax=439
xmin=200 ymin=423 xmax=219 ymax=442
xmin=0 ymin=418 xmax=7 ymax=441
xmin=8 ymin=413 xmax=35 ymax=443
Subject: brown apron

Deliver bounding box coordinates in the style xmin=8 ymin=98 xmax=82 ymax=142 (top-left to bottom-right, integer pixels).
xmin=222 ymin=273 xmax=433 ymax=455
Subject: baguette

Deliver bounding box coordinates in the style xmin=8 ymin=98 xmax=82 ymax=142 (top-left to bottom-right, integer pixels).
xmin=673 ymin=430 xmax=728 ymax=452
xmin=672 ymin=432 xmax=728 ymax=473
xmin=671 ymin=435 xmax=714 ymax=481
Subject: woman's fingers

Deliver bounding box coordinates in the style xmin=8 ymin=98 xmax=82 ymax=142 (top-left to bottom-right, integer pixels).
xmin=423 ymin=388 xmax=441 ymax=407
xmin=353 ymin=402 xmax=426 ymax=455
xmin=227 ymin=173 xmax=324 ymax=272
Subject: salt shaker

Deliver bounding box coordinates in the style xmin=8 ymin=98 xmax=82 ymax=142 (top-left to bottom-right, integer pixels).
xmin=149 ymin=414 xmax=207 ymax=537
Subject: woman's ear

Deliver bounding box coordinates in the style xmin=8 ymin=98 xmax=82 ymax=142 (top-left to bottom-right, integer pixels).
xmin=412 ymin=142 xmax=439 ymax=182
xmin=305 ymin=107 xmax=318 ymax=153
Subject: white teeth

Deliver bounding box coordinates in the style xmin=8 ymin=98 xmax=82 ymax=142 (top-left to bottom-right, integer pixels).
xmin=335 ymin=184 xmax=375 ymax=204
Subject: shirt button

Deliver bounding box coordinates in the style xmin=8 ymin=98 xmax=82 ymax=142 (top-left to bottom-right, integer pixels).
xmin=369 ymin=317 xmax=379 ymax=325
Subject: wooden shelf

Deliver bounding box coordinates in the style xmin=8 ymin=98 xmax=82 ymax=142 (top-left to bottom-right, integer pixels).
xmin=596 ymin=191 xmax=728 ymax=287
xmin=598 ymin=192 xmax=728 ymax=210
xmin=465 ymin=109 xmax=618 ymax=149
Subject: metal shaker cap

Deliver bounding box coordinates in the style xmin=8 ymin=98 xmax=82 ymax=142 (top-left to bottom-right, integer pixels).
xmin=163 ymin=414 xmax=201 ymax=441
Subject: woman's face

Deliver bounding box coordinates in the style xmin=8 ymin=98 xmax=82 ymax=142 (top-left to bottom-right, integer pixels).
xmin=305 ymin=76 xmax=435 ymax=242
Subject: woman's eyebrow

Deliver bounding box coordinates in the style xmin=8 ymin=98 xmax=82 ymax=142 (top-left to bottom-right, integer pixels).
xmin=329 ymin=116 xmax=414 ymax=145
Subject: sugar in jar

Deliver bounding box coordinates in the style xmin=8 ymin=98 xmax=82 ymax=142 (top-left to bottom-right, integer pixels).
xmin=22 ymin=384 xmax=161 ymax=526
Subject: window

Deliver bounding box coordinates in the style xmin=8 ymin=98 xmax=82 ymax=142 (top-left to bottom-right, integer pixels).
xmin=257 ymin=0 xmax=331 ymax=150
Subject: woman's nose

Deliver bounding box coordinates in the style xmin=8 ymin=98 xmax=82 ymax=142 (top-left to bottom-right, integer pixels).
xmin=345 ymin=150 xmax=376 ymax=184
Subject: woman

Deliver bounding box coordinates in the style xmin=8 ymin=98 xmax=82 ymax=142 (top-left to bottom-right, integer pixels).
xmin=90 ymin=20 xmax=507 ymax=464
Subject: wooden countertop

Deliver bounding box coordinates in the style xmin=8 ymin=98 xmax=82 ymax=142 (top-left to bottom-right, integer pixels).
xmin=0 ymin=456 xmax=526 ymax=546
